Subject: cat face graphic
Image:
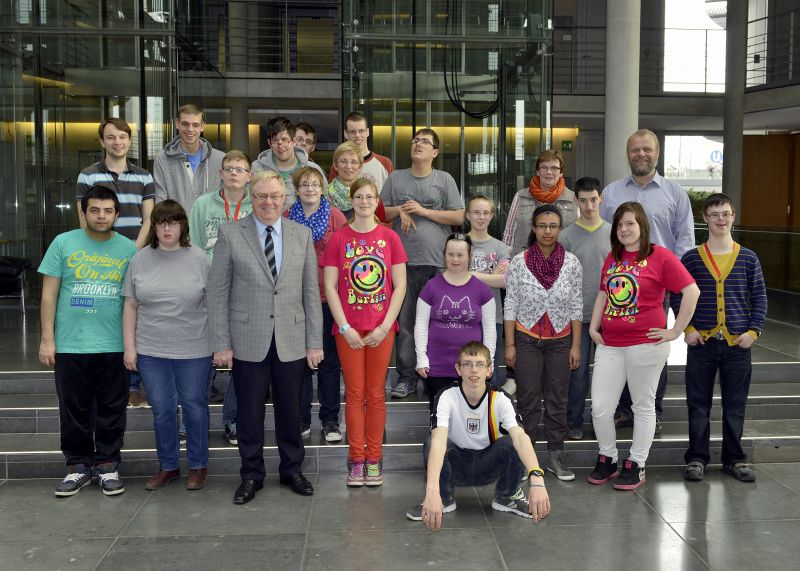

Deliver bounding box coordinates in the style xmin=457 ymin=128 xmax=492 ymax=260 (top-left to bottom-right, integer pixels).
xmin=436 ymin=295 xmax=476 ymax=322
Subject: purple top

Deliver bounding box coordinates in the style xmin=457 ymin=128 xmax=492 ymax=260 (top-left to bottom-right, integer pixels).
xmin=419 ymin=274 xmax=493 ymax=377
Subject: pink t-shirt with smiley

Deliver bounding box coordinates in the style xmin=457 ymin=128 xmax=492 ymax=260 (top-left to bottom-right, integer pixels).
xmin=599 ymin=244 xmax=694 ymax=347
xmin=321 ymin=225 xmax=408 ymax=335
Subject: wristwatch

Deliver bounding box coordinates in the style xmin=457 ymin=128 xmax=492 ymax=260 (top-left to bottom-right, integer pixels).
xmin=338 ymin=323 xmax=351 ymax=334
xmin=528 ymin=468 xmax=545 ymax=479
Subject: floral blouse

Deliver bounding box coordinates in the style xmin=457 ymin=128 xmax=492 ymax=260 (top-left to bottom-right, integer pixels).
xmin=504 ymin=250 xmax=583 ymax=332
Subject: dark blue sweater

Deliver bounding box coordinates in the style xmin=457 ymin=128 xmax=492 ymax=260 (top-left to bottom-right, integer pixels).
xmin=671 ymin=245 xmax=767 ymax=337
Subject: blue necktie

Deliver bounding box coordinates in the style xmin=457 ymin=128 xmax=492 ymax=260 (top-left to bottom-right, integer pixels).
xmin=264 ymin=226 xmax=277 ymax=280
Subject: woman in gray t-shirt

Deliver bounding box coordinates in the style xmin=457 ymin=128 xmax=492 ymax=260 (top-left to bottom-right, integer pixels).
xmin=122 ymin=200 xmax=212 ymax=492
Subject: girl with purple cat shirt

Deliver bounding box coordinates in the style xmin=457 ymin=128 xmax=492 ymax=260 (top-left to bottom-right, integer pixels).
xmin=414 ymin=234 xmax=496 ymax=413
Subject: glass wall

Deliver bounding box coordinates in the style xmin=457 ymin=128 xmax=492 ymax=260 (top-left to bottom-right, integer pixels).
xmin=342 ymin=0 xmax=552 ymax=234
xmin=0 ymin=0 xmax=174 ymax=277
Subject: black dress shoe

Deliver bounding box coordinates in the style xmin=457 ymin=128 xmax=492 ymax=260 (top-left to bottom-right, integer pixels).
xmin=233 ymin=479 xmax=263 ymax=505
xmin=279 ymin=473 xmax=314 ymax=496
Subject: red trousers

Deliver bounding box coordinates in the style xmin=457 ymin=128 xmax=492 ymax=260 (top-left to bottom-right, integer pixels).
xmin=335 ymin=331 xmax=395 ymax=461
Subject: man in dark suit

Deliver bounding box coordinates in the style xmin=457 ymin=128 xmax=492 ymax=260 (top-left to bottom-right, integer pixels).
xmin=207 ymin=170 xmax=324 ymax=504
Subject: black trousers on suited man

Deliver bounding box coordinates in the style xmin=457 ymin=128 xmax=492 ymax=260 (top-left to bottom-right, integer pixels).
xmin=233 ymin=333 xmax=306 ymax=481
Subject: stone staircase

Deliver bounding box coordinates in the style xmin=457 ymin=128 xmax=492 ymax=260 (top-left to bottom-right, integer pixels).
xmin=2 ymin=363 xmax=800 ymax=479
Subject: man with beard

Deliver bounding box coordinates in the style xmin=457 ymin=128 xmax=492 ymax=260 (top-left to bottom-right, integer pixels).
xmin=40 ymin=186 xmax=138 ymax=497
xmin=599 ymin=128 xmax=695 ymax=433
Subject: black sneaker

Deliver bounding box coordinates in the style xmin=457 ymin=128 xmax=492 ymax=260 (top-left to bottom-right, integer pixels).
xmin=54 ymin=465 xmax=91 ymax=497
xmin=96 ymin=463 xmax=125 ymax=496
xmin=722 ymin=463 xmax=756 ymax=482
xmin=323 ymin=422 xmax=343 ymax=442
xmin=491 ymin=489 xmax=532 ymax=519
xmin=587 ymin=454 xmax=619 ymax=485
xmin=224 ymin=422 xmax=238 ymax=446
xmin=406 ymin=497 xmax=457 ymax=520
xmin=613 ymin=459 xmax=646 ymax=490
xmin=300 ymin=423 xmax=311 ymax=438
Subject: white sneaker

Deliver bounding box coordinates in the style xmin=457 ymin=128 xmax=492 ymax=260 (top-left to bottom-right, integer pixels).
xmin=500 ymin=379 xmax=516 ymax=396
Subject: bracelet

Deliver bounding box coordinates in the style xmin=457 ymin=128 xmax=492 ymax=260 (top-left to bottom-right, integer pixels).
xmin=530 ymin=484 xmax=546 ymax=488
xmin=528 ymin=467 xmax=545 ymax=479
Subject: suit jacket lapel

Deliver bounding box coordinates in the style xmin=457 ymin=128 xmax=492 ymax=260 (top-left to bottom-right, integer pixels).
xmin=277 ymin=221 xmax=299 ymax=285
xmin=240 ymin=216 xmax=274 ymax=283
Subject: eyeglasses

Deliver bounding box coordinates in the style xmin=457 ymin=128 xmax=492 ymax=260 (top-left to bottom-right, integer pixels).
xmin=251 ymin=193 xmax=284 ymax=202
xmin=346 ymin=128 xmax=367 ymax=136
xmin=706 ymin=212 xmax=733 ymax=220
xmin=459 ymin=361 xmax=488 ymax=370
xmin=411 ymin=137 xmax=437 ymax=148
xmin=538 ymin=166 xmax=562 ymax=173
xmin=222 ymin=166 xmax=249 ymax=174
xmin=337 ymin=159 xmax=361 ymax=167
xmin=269 ymin=136 xmax=293 ymax=146
xmin=352 ymin=194 xmax=377 ymax=202
xmin=299 ymin=182 xmax=322 ymax=190
xmin=535 ymin=224 xmax=560 ymax=231
xmin=468 ymin=210 xmax=492 ymax=217
xmin=295 ymin=137 xmax=315 ymax=145
xmin=156 ymin=221 xmax=181 ymax=229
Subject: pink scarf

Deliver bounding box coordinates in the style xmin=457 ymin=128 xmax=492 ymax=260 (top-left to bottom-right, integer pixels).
xmin=525 ymin=242 xmax=565 ymax=290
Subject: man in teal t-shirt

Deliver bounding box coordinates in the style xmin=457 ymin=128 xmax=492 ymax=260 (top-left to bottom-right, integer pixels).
xmin=39 ymin=186 xmax=137 ymax=498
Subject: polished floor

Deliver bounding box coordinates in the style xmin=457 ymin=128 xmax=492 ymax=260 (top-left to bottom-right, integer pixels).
xmin=1 ymin=466 xmax=800 ymax=570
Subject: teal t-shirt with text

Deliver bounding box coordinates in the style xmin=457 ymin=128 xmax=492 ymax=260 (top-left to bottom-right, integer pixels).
xmin=38 ymin=229 xmax=137 ymax=353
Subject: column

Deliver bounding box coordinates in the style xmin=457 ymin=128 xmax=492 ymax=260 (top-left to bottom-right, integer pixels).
xmin=722 ymin=1 xmax=747 ymax=213
xmin=604 ymin=0 xmax=641 ymax=183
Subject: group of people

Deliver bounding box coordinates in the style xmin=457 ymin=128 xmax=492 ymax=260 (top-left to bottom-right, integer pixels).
xmin=40 ymin=110 xmax=767 ymax=527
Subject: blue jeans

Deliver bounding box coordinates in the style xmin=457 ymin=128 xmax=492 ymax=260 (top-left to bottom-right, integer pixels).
xmin=567 ymin=323 xmax=593 ymax=428
xmin=423 ymin=434 xmax=524 ymax=502
xmin=300 ymin=303 xmax=341 ymax=425
xmin=490 ymin=322 xmax=505 ymax=388
xmin=685 ymin=339 xmax=752 ymax=465
xmin=138 ymin=354 xmax=212 ymax=470
xmin=222 ymin=370 xmax=237 ymax=426
xmin=395 ymin=265 xmax=439 ymax=388
xmin=128 ymin=370 xmax=142 ymax=391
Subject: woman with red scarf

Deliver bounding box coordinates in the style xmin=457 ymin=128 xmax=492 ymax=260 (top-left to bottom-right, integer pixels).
xmin=502 ymin=149 xmax=577 ymax=257
xmin=504 ymin=205 xmax=583 ymax=482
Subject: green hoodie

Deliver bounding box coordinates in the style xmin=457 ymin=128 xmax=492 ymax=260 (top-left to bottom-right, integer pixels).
xmin=188 ymin=187 xmax=253 ymax=258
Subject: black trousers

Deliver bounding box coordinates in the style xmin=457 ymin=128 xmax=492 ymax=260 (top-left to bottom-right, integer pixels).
xmin=233 ymin=338 xmax=306 ymax=481
xmin=54 ymin=352 xmax=128 ymax=468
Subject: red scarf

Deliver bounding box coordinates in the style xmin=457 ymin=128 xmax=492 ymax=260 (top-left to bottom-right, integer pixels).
xmin=525 ymin=242 xmax=565 ymax=290
xmin=529 ymin=175 xmax=565 ymax=203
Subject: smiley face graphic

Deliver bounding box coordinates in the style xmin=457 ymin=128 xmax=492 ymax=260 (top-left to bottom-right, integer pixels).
xmin=606 ymin=273 xmax=638 ymax=310
xmin=351 ymin=256 xmax=385 ymax=294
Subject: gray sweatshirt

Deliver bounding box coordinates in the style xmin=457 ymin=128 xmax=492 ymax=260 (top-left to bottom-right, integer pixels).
xmin=252 ymin=147 xmax=326 ymax=210
xmin=153 ymin=136 xmax=225 ymax=214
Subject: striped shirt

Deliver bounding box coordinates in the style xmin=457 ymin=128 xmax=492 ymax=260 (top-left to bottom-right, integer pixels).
xmin=671 ymin=244 xmax=767 ymax=343
xmin=76 ymin=160 xmax=155 ymax=241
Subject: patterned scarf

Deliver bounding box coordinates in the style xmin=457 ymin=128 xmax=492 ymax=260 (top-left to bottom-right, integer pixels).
xmin=288 ymin=196 xmax=331 ymax=243
xmin=326 ymin=178 xmax=353 ymax=212
xmin=528 ymin=175 xmax=566 ymax=203
xmin=525 ymin=241 xmax=565 ymax=290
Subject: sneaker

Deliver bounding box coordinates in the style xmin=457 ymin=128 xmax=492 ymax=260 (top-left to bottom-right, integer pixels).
xmin=546 ymin=450 xmax=575 ymax=481
xmin=406 ymin=498 xmax=457 ymax=520
xmin=613 ymin=459 xmax=646 ymax=490
xmin=722 ymin=463 xmax=756 ymax=482
xmin=54 ymin=466 xmax=91 ymax=497
xmin=323 ymin=422 xmax=343 ymax=443
xmin=614 ymin=413 xmax=633 ymax=428
xmin=654 ymin=417 xmax=663 ymax=435
xmin=500 ymin=378 xmax=517 ymax=396
xmin=365 ymin=461 xmax=383 ymax=486
xmin=347 ymin=460 xmax=366 ymax=487
xmin=684 ymin=461 xmax=705 ymax=482
xmin=96 ymin=464 xmax=125 ymax=496
xmin=224 ymin=423 xmax=238 ymax=446
xmin=491 ymin=488 xmax=532 ymax=519
xmin=128 ymin=391 xmax=148 ymax=408
xmin=390 ymin=382 xmax=413 ymax=399
xmin=300 ymin=423 xmax=311 ymax=438
xmin=567 ymin=427 xmax=583 ymax=440
xmin=587 ymin=454 xmax=619 ymax=485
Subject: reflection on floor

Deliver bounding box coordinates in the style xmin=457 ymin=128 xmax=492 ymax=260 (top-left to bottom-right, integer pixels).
xmin=1 ymin=466 xmax=800 ymax=570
